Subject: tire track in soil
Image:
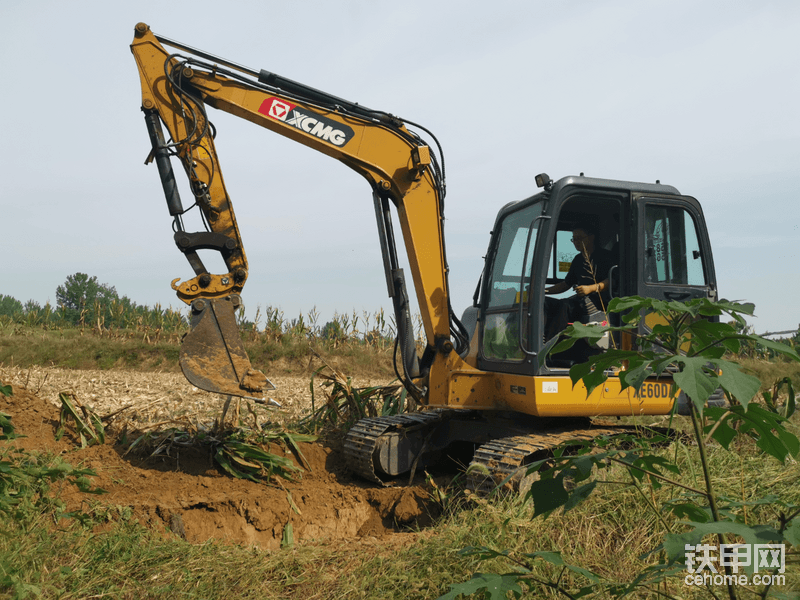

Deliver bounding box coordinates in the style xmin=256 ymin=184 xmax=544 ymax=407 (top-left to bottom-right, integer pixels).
xmin=1 ymin=378 xmax=439 ymax=549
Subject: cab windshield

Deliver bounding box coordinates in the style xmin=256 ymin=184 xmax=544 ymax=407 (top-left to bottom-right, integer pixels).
xmin=482 ymin=202 xmax=543 ymax=361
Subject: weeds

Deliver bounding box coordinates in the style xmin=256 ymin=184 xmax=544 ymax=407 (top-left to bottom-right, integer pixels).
xmin=119 ymin=413 xmax=316 ymax=485
xmin=0 ymin=305 xmax=418 ymax=380
xmin=0 ymin=384 xmax=105 ymax=542
xmin=215 ymin=439 xmax=301 ymax=482
xmin=56 ymin=391 xmax=105 ymax=448
xmin=2 ymin=298 xmax=799 ymax=598
xmin=299 ymin=362 xmax=408 ymax=432
xmin=760 ymin=376 xmax=798 ymax=419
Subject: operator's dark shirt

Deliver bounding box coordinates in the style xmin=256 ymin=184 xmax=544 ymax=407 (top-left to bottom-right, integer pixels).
xmin=564 ymin=248 xmax=615 ymax=316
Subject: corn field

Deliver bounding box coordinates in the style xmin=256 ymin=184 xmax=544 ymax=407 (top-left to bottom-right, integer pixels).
xmin=0 ymin=299 xmax=188 ymax=344
xmin=236 ymin=305 xmax=424 ymax=349
xmin=0 ymin=298 xmax=425 ymax=350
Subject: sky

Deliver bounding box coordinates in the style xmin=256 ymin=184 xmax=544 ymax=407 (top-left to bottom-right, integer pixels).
xmin=1 ymin=0 xmax=798 ymax=335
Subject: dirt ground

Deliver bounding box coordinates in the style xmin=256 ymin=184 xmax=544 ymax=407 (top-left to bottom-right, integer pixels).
xmin=0 ymin=366 xmax=438 ymax=550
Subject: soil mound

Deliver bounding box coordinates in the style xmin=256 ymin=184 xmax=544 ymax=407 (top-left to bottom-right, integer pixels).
xmin=1 ymin=384 xmax=437 ymax=549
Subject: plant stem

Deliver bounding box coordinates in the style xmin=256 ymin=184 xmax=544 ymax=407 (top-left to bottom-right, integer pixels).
xmin=689 ymin=404 xmax=738 ymax=600
xmin=758 ymin=507 xmax=800 ymax=599
xmin=628 ymin=471 xmax=673 ymax=533
xmin=606 ymin=457 xmax=707 ymax=497
xmin=702 ymin=410 xmax=733 ymax=447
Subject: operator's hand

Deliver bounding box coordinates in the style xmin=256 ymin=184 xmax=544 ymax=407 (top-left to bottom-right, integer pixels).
xmin=574 ymin=284 xmax=595 ymax=297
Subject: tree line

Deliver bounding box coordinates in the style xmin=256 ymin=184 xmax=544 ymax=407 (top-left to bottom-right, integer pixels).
xmin=0 ymin=273 xmax=186 ymax=331
xmin=0 ymin=273 xmax=397 ymax=343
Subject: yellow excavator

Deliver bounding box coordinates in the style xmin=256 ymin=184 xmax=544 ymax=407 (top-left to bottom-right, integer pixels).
xmin=130 ymin=24 xmax=719 ymax=487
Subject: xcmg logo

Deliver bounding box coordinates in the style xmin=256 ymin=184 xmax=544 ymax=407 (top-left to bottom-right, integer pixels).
xmin=258 ymin=98 xmax=354 ymax=147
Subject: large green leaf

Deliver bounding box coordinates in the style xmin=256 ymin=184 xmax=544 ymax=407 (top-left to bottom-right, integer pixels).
xmin=626 ymin=454 xmax=680 ymax=490
xmin=736 ymin=405 xmax=800 ymax=462
xmin=672 ymin=357 xmax=719 ymax=411
xmin=664 ymin=501 xmax=712 ymax=523
xmin=528 ymin=476 xmax=569 ymax=518
xmin=607 ymin=296 xmax=649 ymax=315
xmin=437 ymin=573 xmax=523 ymax=600
xmin=710 ymin=298 xmax=755 ymax=316
xmin=745 ymin=334 xmax=800 ymax=362
xmin=568 ymin=351 xmax=640 ymax=397
xmin=704 ymin=404 xmax=799 ymax=462
xmin=709 ymin=358 xmax=761 ymax=409
xmin=563 ymin=480 xmax=597 ymax=512
xmin=618 ymin=361 xmax=653 ymax=392
xmin=0 ymin=412 xmax=15 ymax=441
xmin=703 ymin=407 xmax=737 ymax=449
xmin=687 ymin=320 xmax=741 ymax=355
xmin=523 ymin=551 xmax=602 ymax=584
xmin=784 ymin=519 xmax=800 ymax=547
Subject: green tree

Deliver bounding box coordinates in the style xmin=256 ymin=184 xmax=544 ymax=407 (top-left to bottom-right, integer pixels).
xmin=0 ymin=295 xmax=23 ymax=318
xmin=55 ymin=273 xmax=118 ymax=326
xmin=322 ymin=320 xmax=345 ymax=342
xmin=22 ymin=299 xmax=41 ymax=314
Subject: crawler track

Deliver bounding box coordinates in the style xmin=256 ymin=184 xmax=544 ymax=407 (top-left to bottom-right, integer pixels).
xmin=465 ymin=425 xmax=630 ymax=493
xmin=345 ymin=408 xmax=665 ymax=491
xmin=343 ymin=411 xmax=447 ymax=485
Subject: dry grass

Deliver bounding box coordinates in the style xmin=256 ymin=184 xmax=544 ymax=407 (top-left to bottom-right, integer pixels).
xmin=737 ymin=356 xmax=800 ymax=390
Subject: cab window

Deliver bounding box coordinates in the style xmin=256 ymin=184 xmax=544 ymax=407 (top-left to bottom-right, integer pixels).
xmin=485 ymin=204 xmax=542 ymax=309
xmin=546 ymin=229 xmax=577 ymax=298
xmin=644 ymin=205 xmax=706 ymax=286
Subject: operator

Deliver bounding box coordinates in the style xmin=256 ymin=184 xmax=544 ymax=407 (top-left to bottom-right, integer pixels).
xmin=543 ymin=225 xmax=614 ymax=341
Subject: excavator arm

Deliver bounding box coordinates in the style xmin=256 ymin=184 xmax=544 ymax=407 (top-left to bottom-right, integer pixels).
xmin=130 ymin=23 xmax=468 ymax=399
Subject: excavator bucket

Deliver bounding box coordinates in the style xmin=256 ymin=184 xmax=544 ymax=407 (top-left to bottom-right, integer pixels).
xmin=179 ymin=295 xmax=274 ymax=397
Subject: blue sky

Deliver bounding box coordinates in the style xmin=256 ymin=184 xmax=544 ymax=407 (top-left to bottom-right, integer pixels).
xmin=1 ymin=0 xmax=798 ymax=334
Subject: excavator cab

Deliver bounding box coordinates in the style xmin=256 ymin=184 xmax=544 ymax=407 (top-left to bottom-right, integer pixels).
xmin=473 ymin=175 xmax=717 ymax=376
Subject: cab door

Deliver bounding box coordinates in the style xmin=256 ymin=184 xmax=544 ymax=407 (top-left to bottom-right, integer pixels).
xmin=476 ymin=199 xmax=548 ymax=376
xmin=633 ymin=194 xmax=716 ymax=348
xmin=634 ymin=195 xmax=716 ymax=303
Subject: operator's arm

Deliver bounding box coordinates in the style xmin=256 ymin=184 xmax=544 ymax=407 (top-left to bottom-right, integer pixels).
xmin=574 ymin=278 xmax=609 ymax=298
xmin=545 ymin=280 xmax=571 ymax=295
xmin=574 ymin=248 xmax=614 ymax=298
xmin=546 ymin=253 xmax=579 ymax=295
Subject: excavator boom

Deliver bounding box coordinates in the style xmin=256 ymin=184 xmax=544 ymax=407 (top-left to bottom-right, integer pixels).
xmin=130 ymin=23 xmax=465 ymax=398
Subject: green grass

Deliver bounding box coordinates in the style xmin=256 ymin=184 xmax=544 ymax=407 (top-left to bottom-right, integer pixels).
xmin=2 ymin=417 xmax=798 ymax=599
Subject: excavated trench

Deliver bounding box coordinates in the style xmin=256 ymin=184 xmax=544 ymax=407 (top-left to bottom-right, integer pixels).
xmin=1 ymin=384 xmax=441 ymax=549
